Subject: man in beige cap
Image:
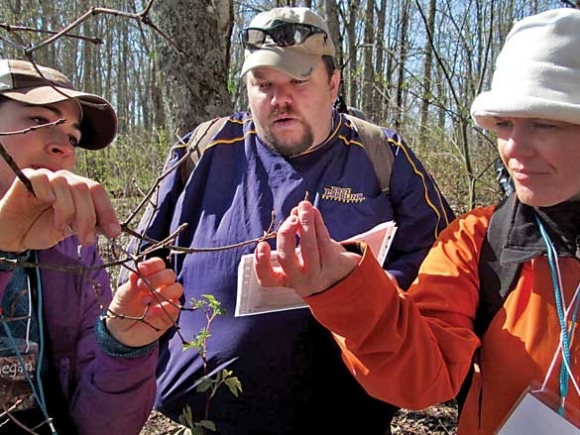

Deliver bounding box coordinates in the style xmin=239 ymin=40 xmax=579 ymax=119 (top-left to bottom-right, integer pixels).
xmin=130 ymin=6 xmax=453 ymax=434
xmin=0 ymin=59 xmax=182 ymax=434
xmin=255 ymin=8 xmax=580 ymax=435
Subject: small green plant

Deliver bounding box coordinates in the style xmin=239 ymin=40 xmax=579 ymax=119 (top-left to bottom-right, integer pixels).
xmin=171 ymin=294 xmax=242 ymax=435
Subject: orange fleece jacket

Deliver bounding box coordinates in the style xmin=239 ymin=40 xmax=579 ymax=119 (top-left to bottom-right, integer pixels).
xmin=305 ymin=205 xmax=580 ymax=434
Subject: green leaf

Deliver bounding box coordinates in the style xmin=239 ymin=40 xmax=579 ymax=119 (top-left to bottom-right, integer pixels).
xmin=195 ymin=376 xmax=213 ymax=393
xmin=224 ymin=376 xmax=243 ymax=397
xmin=177 ymin=405 xmax=194 ymax=427
xmin=198 ymin=420 xmax=217 ymax=431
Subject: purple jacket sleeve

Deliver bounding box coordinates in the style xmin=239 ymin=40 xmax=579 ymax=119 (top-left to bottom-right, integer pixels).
xmin=40 ymin=239 xmax=157 ymax=435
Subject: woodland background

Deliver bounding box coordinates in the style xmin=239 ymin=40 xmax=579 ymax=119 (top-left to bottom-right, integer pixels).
xmin=3 ymin=0 xmax=578 ymax=214
xmin=1 ymin=0 xmax=578 ymax=433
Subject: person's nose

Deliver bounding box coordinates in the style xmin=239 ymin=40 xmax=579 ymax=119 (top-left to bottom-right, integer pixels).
xmin=502 ymin=123 xmax=535 ymax=160
xmin=45 ymin=126 xmax=75 ymax=156
xmin=270 ymin=85 xmax=292 ymax=108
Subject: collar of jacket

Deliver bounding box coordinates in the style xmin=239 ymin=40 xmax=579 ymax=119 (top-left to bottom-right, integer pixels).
xmin=499 ymin=195 xmax=580 ymax=265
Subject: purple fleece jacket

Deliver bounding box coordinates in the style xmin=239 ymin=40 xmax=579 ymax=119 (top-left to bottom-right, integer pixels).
xmin=0 ymin=236 xmax=157 ymax=435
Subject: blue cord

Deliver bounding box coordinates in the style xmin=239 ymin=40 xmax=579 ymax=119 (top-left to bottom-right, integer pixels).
xmin=0 ymin=318 xmax=45 ymax=410
xmin=32 ymin=251 xmax=58 ymax=434
xmin=0 ymin=252 xmax=59 ymax=434
xmin=534 ymin=214 xmax=579 ymax=416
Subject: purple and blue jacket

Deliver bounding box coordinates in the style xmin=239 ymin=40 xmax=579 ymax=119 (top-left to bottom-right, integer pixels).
xmin=135 ymin=111 xmax=455 ymax=434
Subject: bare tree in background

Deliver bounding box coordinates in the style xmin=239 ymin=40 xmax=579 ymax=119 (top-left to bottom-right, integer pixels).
xmin=1 ymin=0 xmax=573 ymax=213
xmin=419 ymin=0 xmax=437 ymax=143
xmin=393 ymin=0 xmax=410 ymax=129
xmin=372 ymin=0 xmax=387 ymax=121
xmin=344 ymin=0 xmax=360 ymax=108
xmin=324 ymin=0 xmax=341 ymax=72
xmin=361 ymin=0 xmax=374 ymax=118
xmin=153 ymin=0 xmax=234 ymax=137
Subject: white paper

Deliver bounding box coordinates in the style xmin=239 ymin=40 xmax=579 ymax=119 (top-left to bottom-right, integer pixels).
xmin=235 ymin=221 xmax=397 ymax=317
xmin=343 ymin=221 xmax=397 ymax=267
xmin=497 ymin=391 xmax=579 ymax=434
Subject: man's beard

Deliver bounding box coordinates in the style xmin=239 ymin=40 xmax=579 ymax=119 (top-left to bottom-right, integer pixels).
xmin=261 ymin=121 xmax=315 ymax=158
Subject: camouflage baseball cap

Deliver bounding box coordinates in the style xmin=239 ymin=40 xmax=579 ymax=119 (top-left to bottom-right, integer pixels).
xmin=0 ymin=59 xmax=117 ymax=150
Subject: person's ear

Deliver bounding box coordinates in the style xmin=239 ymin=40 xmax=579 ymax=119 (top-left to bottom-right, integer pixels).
xmin=329 ymin=69 xmax=341 ymax=101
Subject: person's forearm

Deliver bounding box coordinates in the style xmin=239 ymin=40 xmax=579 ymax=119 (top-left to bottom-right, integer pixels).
xmin=305 ymin=245 xmax=479 ymax=409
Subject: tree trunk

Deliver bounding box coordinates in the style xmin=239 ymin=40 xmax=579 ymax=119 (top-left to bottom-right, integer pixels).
xmin=152 ymin=0 xmax=233 ymax=138
xmin=361 ymin=0 xmax=374 ymax=120
xmin=373 ymin=0 xmax=387 ymax=122
xmin=394 ymin=0 xmax=409 ymax=129
xmin=419 ymin=0 xmax=436 ymax=143
xmin=345 ymin=0 xmax=359 ymax=109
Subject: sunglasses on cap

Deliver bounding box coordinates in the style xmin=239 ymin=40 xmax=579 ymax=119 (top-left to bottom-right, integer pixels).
xmin=240 ymin=22 xmax=327 ymax=49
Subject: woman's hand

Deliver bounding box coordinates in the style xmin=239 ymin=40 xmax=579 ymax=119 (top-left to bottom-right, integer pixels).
xmin=0 ymin=168 xmax=121 ymax=252
xmin=254 ymin=201 xmax=361 ymax=298
xmin=106 ymin=257 xmax=183 ymax=347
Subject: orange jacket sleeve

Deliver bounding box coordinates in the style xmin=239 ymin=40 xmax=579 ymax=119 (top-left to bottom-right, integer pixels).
xmin=304 ymin=207 xmax=493 ymax=409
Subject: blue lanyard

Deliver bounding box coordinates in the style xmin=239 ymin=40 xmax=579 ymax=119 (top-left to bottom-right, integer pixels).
xmin=0 ymin=252 xmax=56 ymax=434
xmin=535 ymin=214 xmax=580 ymax=416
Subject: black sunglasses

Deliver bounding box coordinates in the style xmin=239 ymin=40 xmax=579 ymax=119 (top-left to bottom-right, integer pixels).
xmin=240 ymin=22 xmax=327 ymax=49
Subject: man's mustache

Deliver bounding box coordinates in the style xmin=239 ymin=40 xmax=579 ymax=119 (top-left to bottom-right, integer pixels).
xmin=271 ymin=106 xmax=293 ymax=118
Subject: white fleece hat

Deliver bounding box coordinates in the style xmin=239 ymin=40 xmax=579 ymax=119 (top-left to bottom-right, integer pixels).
xmin=471 ymin=8 xmax=580 ymax=129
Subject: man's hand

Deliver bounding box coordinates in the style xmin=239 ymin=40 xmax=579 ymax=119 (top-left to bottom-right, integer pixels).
xmin=254 ymin=201 xmax=360 ymax=298
xmin=106 ymin=257 xmax=183 ymax=348
xmin=0 ymin=168 xmax=121 ymax=252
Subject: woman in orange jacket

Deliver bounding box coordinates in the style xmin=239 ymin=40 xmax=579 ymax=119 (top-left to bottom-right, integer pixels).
xmin=254 ymin=8 xmax=580 ymax=434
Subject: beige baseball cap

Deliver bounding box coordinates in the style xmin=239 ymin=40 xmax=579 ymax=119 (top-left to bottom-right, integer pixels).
xmin=241 ymin=7 xmax=336 ymax=80
xmin=0 ymin=59 xmax=117 ymax=150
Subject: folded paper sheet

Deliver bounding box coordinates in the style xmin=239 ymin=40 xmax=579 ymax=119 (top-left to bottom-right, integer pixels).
xmin=235 ymin=221 xmax=397 ymax=317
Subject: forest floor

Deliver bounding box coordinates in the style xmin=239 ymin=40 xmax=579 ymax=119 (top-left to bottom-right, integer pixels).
xmin=139 ymin=401 xmax=458 ymax=434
